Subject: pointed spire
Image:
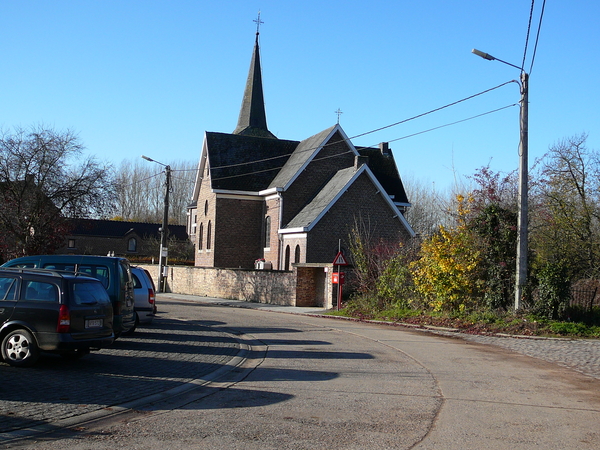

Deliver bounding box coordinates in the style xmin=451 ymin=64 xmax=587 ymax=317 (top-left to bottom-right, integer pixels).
xmin=233 ymin=16 xmax=276 ymax=139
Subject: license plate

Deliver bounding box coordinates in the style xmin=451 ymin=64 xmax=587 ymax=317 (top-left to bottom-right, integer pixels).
xmin=85 ymin=319 xmax=103 ymax=328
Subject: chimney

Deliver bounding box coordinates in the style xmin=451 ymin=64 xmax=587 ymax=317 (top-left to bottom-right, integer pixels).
xmin=379 ymin=142 xmax=391 ymax=156
xmin=354 ymin=155 xmax=369 ymax=169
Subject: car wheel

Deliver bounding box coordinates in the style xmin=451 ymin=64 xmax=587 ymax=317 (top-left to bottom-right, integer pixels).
xmin=1 ymin=329 xmax=40 ymax=367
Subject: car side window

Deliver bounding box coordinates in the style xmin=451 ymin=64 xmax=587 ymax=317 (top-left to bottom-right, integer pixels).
xmin=132 ymin=273 xmax=142 ymax=289
xmin=0 ymin=277 xmax=17 ymax=301
xmin=22 ymin=281 xmax=59 ymax=302
xmin=79 ymin=265 xmax=110 ymax=289
xmin=42 ymin=263 xmax=110 ymax=289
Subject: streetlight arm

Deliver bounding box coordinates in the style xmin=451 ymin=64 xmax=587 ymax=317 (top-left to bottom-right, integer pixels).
xmin=472 ymin=48 xmax=523 ymax=71
xmin=472 ymin=48 xmax=495 ymax=61
xmin=141 ymin=155 xmax=167 ymax=167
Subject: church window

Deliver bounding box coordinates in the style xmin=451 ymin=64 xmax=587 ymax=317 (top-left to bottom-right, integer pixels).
xmin=127 ymin=238 xmax=137 ymax=252
xmin=204 ymin=200 xmax=209 ymax=216
xmin=207 ymin=221 xmax=212 ymax=250
xmin=294 ymin=245 xmax=301 ymax=263
xmin=284 ymin=245 xmax=290 ymax=271
xmin=199 ymin=223 xmax=204 ymax=250
xmin=264 ymin=216 xmax=271 ymax=249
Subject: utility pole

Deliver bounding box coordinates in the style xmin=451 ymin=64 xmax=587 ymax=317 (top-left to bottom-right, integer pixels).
xmin=472 ymin=49 xmax=529 ymax=310
xmin=515 ymin=71 xmax=528 ymax=309
xmin=142 ymin=155 xmax=171 ymax=293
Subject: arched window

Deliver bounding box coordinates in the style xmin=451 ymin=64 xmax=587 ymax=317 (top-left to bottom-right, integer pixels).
xmin=204 ymin=200 xmax=209 ymax=216
xmin=264 ymin=216 xmax=271 ymax=248
xmin=207 ymin=221 xmax=212 ymax=250
xmin=199 ymin=223 xmax=204 ymax=250
xmin=127 ymin=237 xmax=137 ymax=252
xmin=294 ymin=245 xmax=301 ymax=263
xmin=284 ymin=245 xmax=291 ymax=271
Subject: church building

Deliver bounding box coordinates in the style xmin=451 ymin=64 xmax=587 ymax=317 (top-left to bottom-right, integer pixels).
xmin=187 ymin=28 xmax=415 ymax=270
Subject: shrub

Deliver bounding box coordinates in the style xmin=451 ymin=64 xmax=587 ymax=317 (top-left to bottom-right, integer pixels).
xmin=534 ymin=261 xmax=571 ymax=319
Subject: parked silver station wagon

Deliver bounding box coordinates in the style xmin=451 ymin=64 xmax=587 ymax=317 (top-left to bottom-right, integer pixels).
xmin=0 ymin=268 xmax=114 ymax=367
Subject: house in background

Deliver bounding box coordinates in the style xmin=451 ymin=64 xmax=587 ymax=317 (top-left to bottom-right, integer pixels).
xmin=187 ymin=30 xmax=414 ymax=270
xmin=58 ymin=218 xmax=190 ymax=261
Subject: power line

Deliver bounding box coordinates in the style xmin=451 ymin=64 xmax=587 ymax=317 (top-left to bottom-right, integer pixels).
xmin=211 ymin=103 xmax=518 ymax=182
xmin=117 ymin=171 xmax=163 ymax=188
xmin=211 ymin=80 xmax=516 ymax=172
xmin=347 ymin=81 xmax=517 ymax=141
xmin=385 ymin=104 xmax=518 ymax=144
xmin=529 ymin=0 xmax=547 ymax=74
xmin=521 ymin=0 xmax=536 ymax=72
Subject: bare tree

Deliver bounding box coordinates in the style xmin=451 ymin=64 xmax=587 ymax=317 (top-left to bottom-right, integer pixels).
xmin=533 ymin=133 xmax=600 ymax=277
xmin=402 ymin=174 xmax=452 ymax=237
xmin=115 ymin=158 xmax=196 ymax=225
xmin=0 ymin=126 xmax=116 ymax=261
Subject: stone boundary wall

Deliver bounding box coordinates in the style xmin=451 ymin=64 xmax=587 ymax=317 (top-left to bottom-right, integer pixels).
xmin=138 ymin=264 xmax=298 ymax=306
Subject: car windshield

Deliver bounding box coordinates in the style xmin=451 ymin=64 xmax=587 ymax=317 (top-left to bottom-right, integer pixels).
xmin=72 ymin=281 xmax=111 ymax=305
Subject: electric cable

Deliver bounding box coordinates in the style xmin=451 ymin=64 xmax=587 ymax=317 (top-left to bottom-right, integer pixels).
xmin=521 ymin=0 xmax=536 ymax=72
xmin=211 ymin=80 xmax=516 ymax=172
xmin=529 ymin=0 xmax=547 ymax=75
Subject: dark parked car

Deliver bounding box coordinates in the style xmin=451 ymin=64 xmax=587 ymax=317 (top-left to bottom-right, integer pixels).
xmin=131 ymin=267 xmax=157 ymax=326
xmin=0 ymin=268 xmax=114 ymax=367
xmin=2 ymin=255 xmax=135 ymax=337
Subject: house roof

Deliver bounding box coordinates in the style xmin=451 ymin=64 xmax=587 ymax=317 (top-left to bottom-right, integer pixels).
xmin=269 ymin=125 xmax=342 ymax=190
xmin=286 ymin=166 xmax=357 ymax=229
xmin=357 ymin=147 xmax=410 ymax=205
xmin=284 ymin=164 xmax=415 ymax=237
xmin=66 ymin=219 xmax=188 ymax=241
xmin=206 ymin=132 xmax=299 ymax=191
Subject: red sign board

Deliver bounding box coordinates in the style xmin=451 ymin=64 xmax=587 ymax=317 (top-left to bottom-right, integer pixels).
xmin=333 ymin=251 xmax=348 ymax=266
xmin=332 ymin=272 xmax=345 ymax=285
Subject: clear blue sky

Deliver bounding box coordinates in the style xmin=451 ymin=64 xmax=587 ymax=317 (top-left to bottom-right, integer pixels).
xmin=1 ymin=1 xmax=598 ymax=192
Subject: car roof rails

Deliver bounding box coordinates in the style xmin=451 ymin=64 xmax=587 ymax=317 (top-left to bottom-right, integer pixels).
xmin=0 ymin=267 xmax=96 ymax=279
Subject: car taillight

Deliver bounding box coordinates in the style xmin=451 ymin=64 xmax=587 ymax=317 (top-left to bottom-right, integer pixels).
xmin=148 ymin=288 xmax=155 ymax=304
xmin=57 ymin=305 xmax=71 ymax=333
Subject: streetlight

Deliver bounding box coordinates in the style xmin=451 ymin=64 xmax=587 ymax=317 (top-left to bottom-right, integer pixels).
xmin=472 ymin=48 xmax=529 ymax=311
xmin=142 ymin=155 xmax=171 ymax=293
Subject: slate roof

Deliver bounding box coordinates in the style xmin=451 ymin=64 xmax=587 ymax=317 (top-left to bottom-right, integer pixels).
xmin=206 ymin=132 xmax=299 ymax=191
xmin=357 ymin=147 xmax=410 ymax=204
xmin=269 ymin=125 xmax=338 ymax=189
xmin=286 ymin=166 xmax=357 ymax=229
xmin=66 ymin=219 xmax=188 ymax=241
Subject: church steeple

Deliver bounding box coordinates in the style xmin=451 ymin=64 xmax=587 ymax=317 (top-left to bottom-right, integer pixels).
xmin=233 ymin=14 xmax=276 ymax=139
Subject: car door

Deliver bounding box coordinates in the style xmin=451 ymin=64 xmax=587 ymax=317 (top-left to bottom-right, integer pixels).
xmin=0 ymin=275 xmax=19 ymax=325
xmin=12 ymin=278 xmax=61 ymax=335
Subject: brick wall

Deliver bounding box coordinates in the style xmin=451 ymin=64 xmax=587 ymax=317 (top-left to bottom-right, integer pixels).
xmin=214 ymin=197 xmax=263 ymax=268
xmin=307 ymin=171 xmax=411 ymax=262
xmin=263 ymin=196 xmax=281 ymax=268
xmin=138 ymin=263 xmax=336 ymax=307
xmin=194 ymin=175 xmax=216 ymax=267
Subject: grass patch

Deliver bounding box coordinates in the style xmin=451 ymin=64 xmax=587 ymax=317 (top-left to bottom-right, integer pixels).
xmin=330 ymin=299 xmax=600 ymax=338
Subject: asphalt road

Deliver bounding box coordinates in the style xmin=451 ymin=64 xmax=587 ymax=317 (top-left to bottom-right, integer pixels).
xmin=2 ymin=296 xmax=600 ymax=449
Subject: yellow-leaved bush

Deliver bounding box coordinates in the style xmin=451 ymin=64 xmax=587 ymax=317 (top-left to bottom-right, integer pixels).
xmin=410 ymin=195 xmax=485 ymax=311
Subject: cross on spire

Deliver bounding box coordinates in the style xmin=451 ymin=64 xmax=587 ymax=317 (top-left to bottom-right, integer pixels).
xmin=254 ymin=11 xmax=263 ymax=35
xmin=335 ymin=108 xmax=343 ymax=124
